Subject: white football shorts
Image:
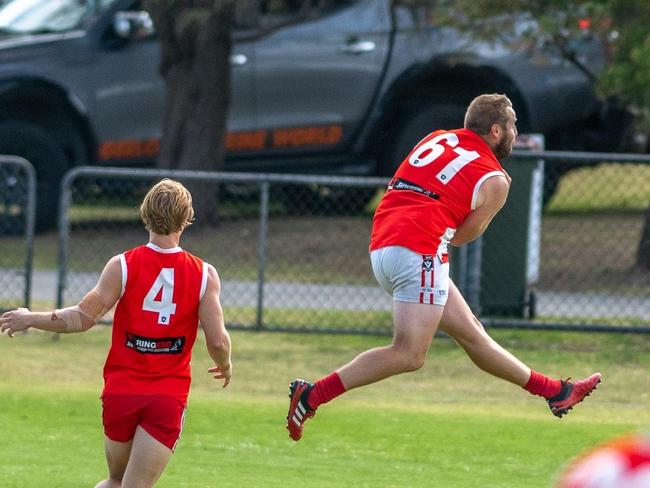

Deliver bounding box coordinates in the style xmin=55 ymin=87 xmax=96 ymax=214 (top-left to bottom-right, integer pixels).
xmin=370 ymin=245 xmax=449 ymax=306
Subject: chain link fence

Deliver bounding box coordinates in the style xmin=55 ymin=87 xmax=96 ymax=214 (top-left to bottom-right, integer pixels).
xmin=57 ymin=168 xmax=391 ymax=333
xmin=0 ymin=155 xmax=36 ymax=311
xmin=56 ymin=153 xmax=650 ymax=334
xmin=482 ymin=150 xmax=650 ymax=332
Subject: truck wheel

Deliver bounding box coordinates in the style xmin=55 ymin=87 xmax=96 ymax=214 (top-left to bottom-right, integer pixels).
xmin=0 ymin=122 xmax=69 ymax=232
xmin=379 ymin=102 xmax=466 ymax=175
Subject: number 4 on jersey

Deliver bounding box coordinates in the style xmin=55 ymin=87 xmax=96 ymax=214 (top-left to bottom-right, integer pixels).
xmin=142 ymin=268 xmax=177 ymax=325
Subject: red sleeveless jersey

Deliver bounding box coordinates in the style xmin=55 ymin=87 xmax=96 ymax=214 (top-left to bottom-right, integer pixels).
xmin=370 ymin=128 xmax=505 ymax=255
xmin=102 ymin=243 xmax=207 ymax=405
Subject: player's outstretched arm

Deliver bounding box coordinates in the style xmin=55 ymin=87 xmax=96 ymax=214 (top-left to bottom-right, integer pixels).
xmin=450 ymin=175 xmax=510 ymax=247
xmin=0 ymin=256 xmax=122 ymax=337
xmin=199 ymin=264 xmax=232 ymax=388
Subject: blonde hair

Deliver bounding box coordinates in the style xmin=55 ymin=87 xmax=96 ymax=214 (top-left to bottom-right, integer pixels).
xmin=464 ymin=94 xmax=513 ymax=135
xmin=140 ymin=179 xmax=194 ymax=235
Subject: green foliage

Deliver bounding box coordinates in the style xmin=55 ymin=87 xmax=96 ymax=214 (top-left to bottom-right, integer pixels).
xmin=403 ymin=0 xmax=650 ymax=129
xmin=595 ymin=1 xmax=650 ymax=130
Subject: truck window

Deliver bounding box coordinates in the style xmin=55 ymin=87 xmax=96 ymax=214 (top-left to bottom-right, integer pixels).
xmin=0 ymin=0 xmax=118 ymax=34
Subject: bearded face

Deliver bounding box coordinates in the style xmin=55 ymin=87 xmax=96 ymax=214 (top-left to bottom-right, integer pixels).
xmin=493 ymin=126 xmax=515 ymax=160
xmin=492 ymin=107 xmax=517 ymax=160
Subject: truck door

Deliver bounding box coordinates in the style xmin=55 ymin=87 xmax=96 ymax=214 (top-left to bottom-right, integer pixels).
xmin=252 ymin=0 xmax=390 ymax=158
xmin=89 ymin=3 xmax=255 ymax=164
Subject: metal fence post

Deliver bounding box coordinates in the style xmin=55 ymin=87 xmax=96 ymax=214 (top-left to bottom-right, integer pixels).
xmin=56 ymin=169 xmax=75 ymax=310
xmin=51 ymin=163 xmax=650 ymax=334
xmin=0 ymin=156 xmax=36 ymax=309
xmin=22 ymin=158 xmax=36 ymax=309
xmin=455 ymin=245 xmax=468 ymax=297
xmin=455 ymin=239 xmax=482 ymax=315
xmin=256 ymin=181 xmax=270 ymax=330
xmin=466 ymin=237 xmax=482 ymax=315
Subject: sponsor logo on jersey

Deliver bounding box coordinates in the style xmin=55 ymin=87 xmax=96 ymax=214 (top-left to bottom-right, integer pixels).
xmin=125 ymin=332 xmax=185 ymax=354
xmin=388 ymin=178 xmax=440 ymax=200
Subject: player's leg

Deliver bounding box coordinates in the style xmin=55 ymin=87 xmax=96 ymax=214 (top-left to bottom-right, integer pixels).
xmin=335 ymin=300 xmax=444 ymax=389
xmin=118 ymin=395 xmax=184 ymax=486
xmin=97 ymin=394 xmax=143 ymax=487
xmin=94 ymin=437 xmax=133 ymax=488
xmin=334 ymin=247 xmax=446 ymax=390
xmin=120 ymin=426 xmax=172 ymax=488
xmin=439 ymin=280 xmax=601 ymax=417
xmin=287 ymin=246 xmax=447 ymax=441
xmin=437 ymin=280 xmax=531 ymax=385
xmin=287 ymin=300 xmax=444 ymax=441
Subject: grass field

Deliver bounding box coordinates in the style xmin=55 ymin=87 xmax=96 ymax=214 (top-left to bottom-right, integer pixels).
xmin=546 ymin=163 xmax=650 ymax=213
xmin=1 ymin=327 xmax=648 ymax=487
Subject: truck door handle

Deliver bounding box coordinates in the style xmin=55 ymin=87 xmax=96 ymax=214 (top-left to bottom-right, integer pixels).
xmin=340 ymin=39 xmax=376 ymax=54
xmin=230 ymin=54 xmax=248 ymax=66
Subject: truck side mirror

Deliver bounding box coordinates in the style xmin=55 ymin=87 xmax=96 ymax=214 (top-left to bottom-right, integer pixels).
xmin=113 ymin=11 xmax=155 ymax=40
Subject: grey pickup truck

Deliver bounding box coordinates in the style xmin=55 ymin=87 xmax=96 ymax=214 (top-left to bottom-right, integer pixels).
xmin=0 ymin=0 xmax=629 ymax=227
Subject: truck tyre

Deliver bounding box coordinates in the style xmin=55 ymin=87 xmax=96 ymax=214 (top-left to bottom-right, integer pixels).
xmin=380 ymin=102 xmax=467 ymax=175
xmin=0 ymin=122 xmax=68 ymax=232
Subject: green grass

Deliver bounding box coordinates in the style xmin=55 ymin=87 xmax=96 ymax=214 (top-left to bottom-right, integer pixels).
xmin=0 ymin=327 xmax=648 ymax=487
xmin=547 ymin=163 xmax=650 ymax=214
xmin=228 ymin=306 xmax=393 ymax=332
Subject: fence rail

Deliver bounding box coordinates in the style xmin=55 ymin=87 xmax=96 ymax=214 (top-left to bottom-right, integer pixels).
xmin=0 ymin=155 xmax=36 ymax=311
xmin=511 ymin=149 xmax=650 ymax=164
xmin=54 ymin=151 xmax=650 ymax=334
xmin=57 ymin=167 xmax=389 ymax=333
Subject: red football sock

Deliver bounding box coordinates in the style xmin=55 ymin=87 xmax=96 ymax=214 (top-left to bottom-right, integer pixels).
xmin=307 ymin=372 xmax=346 ymax=409
xmin=523 ymin=370 xmax=563 ymax=398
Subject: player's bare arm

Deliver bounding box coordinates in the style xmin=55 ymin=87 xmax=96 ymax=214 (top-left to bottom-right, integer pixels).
xmin=0 ymin=255 xmax=122 ymax=337
xmin=199 ymin=264 xmax=232 ymax=388
xmin=450 ymin=175 xmax=510 ymax=246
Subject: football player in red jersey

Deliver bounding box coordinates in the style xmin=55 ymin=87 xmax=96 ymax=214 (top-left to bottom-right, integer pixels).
xmin=1 ymin=179 xmax=232 ymax=487
xmin=556 ymin=433 xmax=650 ymax=487
xmin=286 ymin=94 xmax=601 ymax=441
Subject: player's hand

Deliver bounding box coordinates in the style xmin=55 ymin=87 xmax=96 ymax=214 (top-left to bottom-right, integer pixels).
xmin=0 ymin=307 xmax=32 ymax=337
xmin=208 ymin=363 xmax=232 ymax=388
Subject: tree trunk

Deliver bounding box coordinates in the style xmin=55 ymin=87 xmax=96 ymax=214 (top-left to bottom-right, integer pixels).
xmin=636 ymin=206 xmax=650 ymax=269
xmin=145 ymin=0 xmax=235 ymax=224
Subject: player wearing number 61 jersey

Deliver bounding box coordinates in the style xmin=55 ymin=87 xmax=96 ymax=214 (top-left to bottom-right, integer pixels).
xmin=1 ymin=179 xmax=232 ymax=488
xmin=286 ymin=93 xmax=601 ymax=443
xmin=370 ymin=127 xmax=507 ymax=256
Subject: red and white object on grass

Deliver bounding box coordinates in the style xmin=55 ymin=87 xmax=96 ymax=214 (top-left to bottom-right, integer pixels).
xmin=556 ymin=433 xmax=650 ymax=488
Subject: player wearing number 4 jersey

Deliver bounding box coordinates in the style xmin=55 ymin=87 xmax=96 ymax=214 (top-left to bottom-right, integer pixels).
xmin=1 ymin=179 xmax=232 ymax=488
xmin=287 ymin=94 xmax=601 ymax=441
